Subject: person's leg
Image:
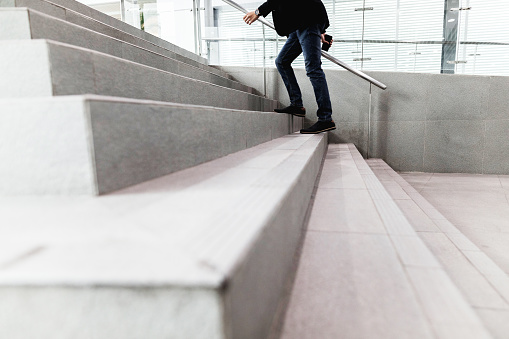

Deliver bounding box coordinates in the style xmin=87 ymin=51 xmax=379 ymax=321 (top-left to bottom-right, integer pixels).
xmin=275 ymin=32 xmax=304 ymax=108
xmin=296 ymin=24 xmax=333 ymax=122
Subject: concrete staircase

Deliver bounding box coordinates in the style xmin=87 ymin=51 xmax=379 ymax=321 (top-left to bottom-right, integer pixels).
xmin=273 ymin=145 xmax=498 ymax=339
xmin=0 ymin=0 xmax=305 ymax=196
xmin=0 ymin=0 xmax=312 ymax=337
xmin=367 ymin=159 xmax=509 ymax=339
xmin=1 ymin=0 xmax=507 ymax=338
xmin=0 ymin=133 xmax=327 ymax=339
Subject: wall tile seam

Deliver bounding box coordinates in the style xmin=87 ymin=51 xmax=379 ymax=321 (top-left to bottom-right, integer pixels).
xmin=424 ymin=119 xmax=489 ymax=122
xmin=373 ymin=119 xmax=428 ymax=122
xmin=422 ymin=120 xmax=427 ymax=171
xmin=481 ymin=120 xmax=487 ymax=174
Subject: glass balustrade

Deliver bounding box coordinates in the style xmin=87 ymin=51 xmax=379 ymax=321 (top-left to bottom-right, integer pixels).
xmin=74 ymin=0 xmax=509 ymax=76
xmin=76 ymin=0 xmax=201 ymax=54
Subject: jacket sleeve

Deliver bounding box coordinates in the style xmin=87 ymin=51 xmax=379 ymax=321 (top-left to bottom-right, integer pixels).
xmin=257 ymin=0 xmax=277 ymax=17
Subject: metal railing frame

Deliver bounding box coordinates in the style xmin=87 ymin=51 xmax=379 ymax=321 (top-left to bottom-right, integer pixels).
xmin=220 ymin=0 xmax=387 ymax=158
xmin=221 ymin=0 xmax=387 ymax=90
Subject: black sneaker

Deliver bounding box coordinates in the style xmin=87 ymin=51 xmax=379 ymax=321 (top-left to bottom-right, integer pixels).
xmin=300 ymin=120 xmax=336 ymax=134
xmin=274 ymin=105 xmax=306 ymax=117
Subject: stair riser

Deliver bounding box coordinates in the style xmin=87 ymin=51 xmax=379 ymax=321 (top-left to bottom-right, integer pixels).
xmin=0 ymin=9 xmax=249 ymax=93
xmin=0 ymin=286 xmax=225 ymax=339
xmin=0 ymin=97 xmax=301 ymax=195
xmin=0 ymin=0 xmax=241 ymax=81
xmin=226 ymin=135 xmax=328 ymax=339
xmin=0 ymin=134 xmax=327 ymax=339
xmin=0 ymin=40 xmax=275 ymax=111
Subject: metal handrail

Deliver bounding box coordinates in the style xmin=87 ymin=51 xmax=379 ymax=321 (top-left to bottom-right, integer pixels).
xmin=204 ymin=37 xmax=509 ymax=46
xmin=221 ymin=0 xmax=387 ymax=90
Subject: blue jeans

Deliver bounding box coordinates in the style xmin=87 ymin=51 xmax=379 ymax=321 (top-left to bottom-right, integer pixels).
xmin=275 ymin=24 xmax=333 ymax=122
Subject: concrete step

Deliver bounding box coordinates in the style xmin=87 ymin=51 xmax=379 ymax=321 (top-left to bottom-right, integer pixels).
xmin=0 ymin=39 xmax=276 ymax=111
xmin=0 ymin=0 xmax=229 ymax=78
xmin=276 ymin=144 xmax=492 ymax=339
xmin=0 ymin=7 xmax=252 ymax=94
xmin=0 ymin=95 xmax=302 ymax=195
xmin=367 ymin=159 xmax=509 ymax=339
xmin=0 ymin=132 xmax=327 ymax=339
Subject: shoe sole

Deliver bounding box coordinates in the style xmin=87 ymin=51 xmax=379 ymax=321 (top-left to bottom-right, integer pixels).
xmin=300 ymin=126 xmax=336 ymax=134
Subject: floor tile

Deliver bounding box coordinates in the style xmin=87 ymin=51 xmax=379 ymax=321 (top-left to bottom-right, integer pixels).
xmin=390 ymin=235 xmax=441 ymax=268
xmin=395 ymin=200 xmax=441 ymax=232
xmin=476 ymin=308 xmax=509 ymax=339
xmin=419 ymin=232 xmax=509 ymax=310
xmin=406 ymin=267 xmax=492 ymax=339
xmin=307 ymin=188 xmax=386 ymax=234
xmin=280 ymin=232 xmax=434 ymax=339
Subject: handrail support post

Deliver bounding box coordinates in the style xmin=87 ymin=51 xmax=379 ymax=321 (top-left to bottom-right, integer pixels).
xmin=367 ymin=83 xmax=372 ymax=159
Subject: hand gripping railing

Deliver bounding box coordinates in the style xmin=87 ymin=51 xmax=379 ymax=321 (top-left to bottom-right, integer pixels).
xmin=221 ymin=0 xmax=387 ymax=90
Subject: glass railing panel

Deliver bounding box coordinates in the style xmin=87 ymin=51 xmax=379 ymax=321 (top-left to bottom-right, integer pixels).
xmin=358 ymin=0 xmax=444 ymax=73
xmin=74 ymin=0 xmax=509 ymax=77
xmin=395 ymin=43 xmax=443 ymax=74
xmin=78 ymin=0 xmax=122 ymax=20
xmin=360 ymin=0 xmax=396 ymax=70
xmin=204 ymin=1 xmax=303 ymax=68
xmin=206 ymin=2 xmax=264 ymax=66
xmin=397 ymin=0 xmax=444 ymax=74
xmin=454 ymin=0 xmax=509 ymax=75
xmin=328 ymin=0 xmax=365 ymax=68
xmin=76 ymin=0 xmax=198 ymax=54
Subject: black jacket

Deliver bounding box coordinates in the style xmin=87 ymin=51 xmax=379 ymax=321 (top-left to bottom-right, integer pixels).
xmin=258 ymin=0 xmax=329 ymax=37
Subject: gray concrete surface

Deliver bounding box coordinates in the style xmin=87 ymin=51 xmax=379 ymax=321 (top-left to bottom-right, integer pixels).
xmin=276 ymin=145 xmax=491 ymax=339
xmin=0 ymin=8 xmax=249 ymax=93
xmin=0 ymin=40 xmax=276 ymax=112
xmin=0 ymin=133 xmax=327 ymax=339
xmin=0 ymin=95 xmax=301 ymax=195
xmin=401 ymin=172 xmax=509 ymax=277
xmin=219 ymin=66 xmax=509 ymax=175
xmin=370 ymin=159 xmax=509 ymax=339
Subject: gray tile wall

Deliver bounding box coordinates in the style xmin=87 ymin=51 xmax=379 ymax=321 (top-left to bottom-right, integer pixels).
xmin=220 ymin=66 xmax=509 ymax=174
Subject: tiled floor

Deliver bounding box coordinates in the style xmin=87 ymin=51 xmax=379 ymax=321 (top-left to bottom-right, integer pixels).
xmin=400 ymin=172 xmax=509 ymax=275
xmin=276 ymin=146 xmax=492 ymax=339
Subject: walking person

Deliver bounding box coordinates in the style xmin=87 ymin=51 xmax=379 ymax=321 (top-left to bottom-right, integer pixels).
xmin=243 ymin=0 xmax=335 ymax=134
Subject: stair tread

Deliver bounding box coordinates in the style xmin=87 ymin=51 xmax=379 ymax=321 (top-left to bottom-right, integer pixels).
xmin=278 ymin=145 xmax=492 ymax=339
xmin=368 ymin=158 xmax=509 ymax=337
xmin=0 ymin=133 xmax=325 ymax=286
xmin=0 ymin=95 xmax=299 ymax=195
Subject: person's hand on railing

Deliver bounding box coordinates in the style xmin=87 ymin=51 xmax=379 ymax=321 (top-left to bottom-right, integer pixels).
xmin=243 ymin=11 xmax=259 ymax=25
